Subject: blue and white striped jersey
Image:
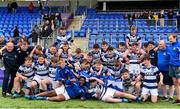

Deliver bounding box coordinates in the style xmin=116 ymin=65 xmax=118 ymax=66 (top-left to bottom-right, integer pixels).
xmin=140 ymin=65 xmax=160 ymax=89
xmin=108 ymin=63 xmax=126 ymax=79
xmin=100 ymin=48 xmax=107 ymax=57
xmin=59 ymin=47 xmax=70 ymax=59
xmin=48 ymin=64 xmax=57 ymax=79
xmin=128 ymin=52 xmax=141 ymax=64
xmin=17 ymin=64 xmax=35 ymax=80
xmin=114 ymin=50 xmax=125 ymax=61
xmin=34 ymin=62 xmax=49 ymax=78
xmin=90 ymin=50 xmax=101 ymax=62
xmin=69 ymin=54 xmax=84 ymax=63
xmin=90 ymin=66 xmax=109 ymax=76
xmin=44 ymin=49 xmax=57 ymax=62
xmin=101 ymin=53 xmax=120 ymax=67
xmin=126 ymin=33 xmax=141 ymax=46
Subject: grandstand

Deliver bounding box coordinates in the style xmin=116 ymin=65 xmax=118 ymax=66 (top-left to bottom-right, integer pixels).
xmin=0 ymin=0 xmax=179 ymax=108
xmin=0 ymin=7 xmax=41 ymax=39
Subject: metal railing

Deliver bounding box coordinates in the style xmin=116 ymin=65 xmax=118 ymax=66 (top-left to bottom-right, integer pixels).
xmin=81 ymin=8 xmax=180 ymax=16
xmin=38 ymin=34 xmax=55 ymax=48
xmin=82 ymin=19 xmax=178 ymax=31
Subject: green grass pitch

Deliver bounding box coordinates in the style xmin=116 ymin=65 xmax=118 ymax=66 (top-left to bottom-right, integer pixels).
xmin=0 ymin=89 xmax=179 ymax=108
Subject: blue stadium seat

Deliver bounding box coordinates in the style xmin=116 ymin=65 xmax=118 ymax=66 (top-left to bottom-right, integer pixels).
xmin=104 ymin=37 xmax=110 ymax=43
xmin=161 ymin=35 xmax=168 ymax=42
xmin=74 ymin=31 xmax=79 ymax=37
xmin=146 ymin=34 xmax=154 ymax=41
xmin=79 ymin=29 xmax=86 ymax=37
xmin=111 ymin=43 xmax=117 ymax=48
xmin=96 ymin=38 xmax=103 ymax=44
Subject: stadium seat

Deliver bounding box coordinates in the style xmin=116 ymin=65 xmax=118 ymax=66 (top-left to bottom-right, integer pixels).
xmin=74 ymin=31 xmax=79 ymax=37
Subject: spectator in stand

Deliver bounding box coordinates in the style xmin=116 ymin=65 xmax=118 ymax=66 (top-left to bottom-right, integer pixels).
xmin=133 ymin=13 xmax=139 ymax=19
xmin=29 ymin=29 xmax=38 ymax=46
xmin=7 ymin=1 xmax=12 ymax=13
xmin=51 ymin=20 xmax=56 ymax=31
xmin=153 ymin=12 xmax=158 ymax=26
xmin=55 ymin=13 xmax=62 ymax=28
xmin=32 ymin=25 xmax=41 ymax=38
xmin=143 ymin=11 xmax=148 ymax=20
xmin=49 ymin=13 xmax=56 ymax=30
xmin=177 ymin=10 xmax=180 ymax=32
xmin=42 ymin=21 xmax=52 ymax=38
xmin=126 ymin=25 xmax=142 ymax=49
xmin=157 ymin=40 xmax=174 ymax=101
xmin=38 ymin=1 xmax=43 ymax=14
xmin=13 ymin=26 xmax=20 ymax=44
xmin=11 ymin=1 xmax=18 ymax=13
xmin=0 ymin=35 xmax=6 ymax=69
xmin=28 ymin=2 xmax=34 ymax=13
xmin=168 ymin=34 xmax=180 ymax=104
xmin=50 ymin=13 xmax=56 ymax=21
xmin=158 ymin=10 xmax=165 ymax=27
xmin=41 ymin=22 xmax=52 ymax=48
xmin=0 ymin=35 xmax=6 ymax=49
xmin=43 ymin=14 xmax=50 ymax=22
xmin=128 ymin=13 xmax=134 ymax=26
xmin=146 ymin=11 xmax=154 ymax=26
xmin=167 ymin=9 xmax=174 ymax=26
xmin=139 ymin=12 xmax=145 ymax=19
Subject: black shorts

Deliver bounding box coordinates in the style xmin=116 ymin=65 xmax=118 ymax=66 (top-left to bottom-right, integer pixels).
xmin=160 ymin=71 xmax=174 ymax=86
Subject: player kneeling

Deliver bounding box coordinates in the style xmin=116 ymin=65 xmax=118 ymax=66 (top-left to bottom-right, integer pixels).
xmin=13 ymin=56 xmax=34 ymax=98
xmin=136 ymin=54 xmax=163 ymax=103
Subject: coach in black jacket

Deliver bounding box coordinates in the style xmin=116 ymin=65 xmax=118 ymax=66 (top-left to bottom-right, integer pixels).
xmin=1 ymin=42 xmax=18 ymax=97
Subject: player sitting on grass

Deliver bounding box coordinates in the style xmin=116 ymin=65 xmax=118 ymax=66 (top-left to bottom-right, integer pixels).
xmin=29 ymin=54 xmax=49 ymax=96
xmin=136 ymin=54 xmax=163 ymax=103
xmin=13 ymin=56 xmax=35 ymax=98
xmin=41 ymin=57 xmax=58 ymax=91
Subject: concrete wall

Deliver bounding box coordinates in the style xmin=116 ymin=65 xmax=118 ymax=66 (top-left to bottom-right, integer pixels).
xmin=0 ymin=0 xmax=97 ymax=13
xmin=0 ymin=0 xmax=97 ymax=8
